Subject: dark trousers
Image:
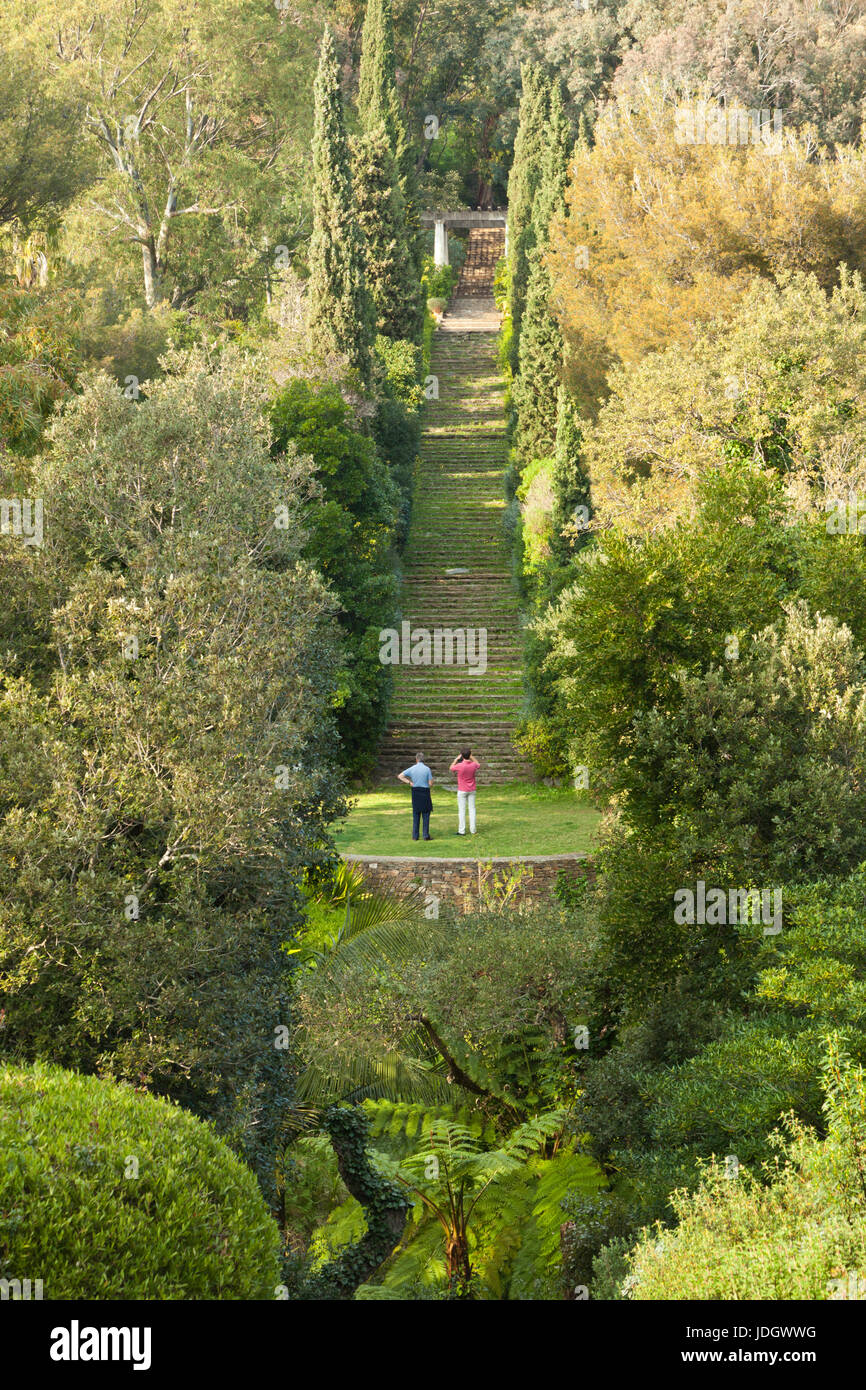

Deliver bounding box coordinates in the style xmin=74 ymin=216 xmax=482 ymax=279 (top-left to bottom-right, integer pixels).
xmin=411 ymin=787 xmax=432 ymax=840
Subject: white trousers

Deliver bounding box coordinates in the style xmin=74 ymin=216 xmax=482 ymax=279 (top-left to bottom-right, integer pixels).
xmin=457 ymin=790 xmax=476 ymax=833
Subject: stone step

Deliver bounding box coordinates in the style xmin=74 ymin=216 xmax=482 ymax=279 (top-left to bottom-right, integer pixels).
xmin=375 ymin=267 xmax=528 ymax=785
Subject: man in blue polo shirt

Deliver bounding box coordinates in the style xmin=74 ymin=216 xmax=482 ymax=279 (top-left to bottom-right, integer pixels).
xmin=397 ymin=753 xmax=434 ymax=842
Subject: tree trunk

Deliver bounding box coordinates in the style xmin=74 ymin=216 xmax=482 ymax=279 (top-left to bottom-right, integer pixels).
xmin=142 ymin=239 xmax=164 ymax=309
xmin=302 ymin=1106 xmax=410 ymax=1300
xmin=445 ymin=1228 xmax=472 ymax=1296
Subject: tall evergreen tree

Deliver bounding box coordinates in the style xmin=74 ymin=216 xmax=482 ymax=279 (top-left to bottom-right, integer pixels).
xmin=550 ymin=384 xmax=592 ymax=570
xmin=512 ymin=82 xmax=571 ymax=462
xmin=357 ymin=0 xmax=422 ymax=283
xmin=351 ymin=122 xmax=423 ymax=342
xmin=358 ymin=0 xmax=408 ymax=177
xmin=578 ymin=108 xmax=594 ymax=152
xmin=532 ymin=83 xmax=571 ymax=243
xmin=506 ymin=65 xmax=549 ymax=373
xmin=308 ymin=26 xmax=374 ymax=382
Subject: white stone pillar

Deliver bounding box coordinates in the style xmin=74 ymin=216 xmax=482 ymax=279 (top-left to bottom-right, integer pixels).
xmin=433 ymin=218 xmax=449 ymax=267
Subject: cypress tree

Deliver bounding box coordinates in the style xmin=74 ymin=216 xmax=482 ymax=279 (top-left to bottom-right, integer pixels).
xmin=308 ymin=26 xmax=374 ymax=382
xmin=351 ymin=122 xmax=423 ymax=341
xmin=506 ymin=65 xmax=549 ymax=373
xmin=357 ymin=0 xmax=422 ymax=282
xmin=550 ymin=384 xmax=592 ymax=570
xmin=512 ymin=81 xmax=571 ymax=462
xmin=358 ymin=0 xmax=407 ymax=173
xmin=578 ymin=107 xmax=594 ymax=151
xmin=532 ymin=82 xmax=571 ymax=242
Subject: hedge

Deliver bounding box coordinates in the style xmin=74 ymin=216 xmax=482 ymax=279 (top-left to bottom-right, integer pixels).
xmin=0 ymin=1061 xmax=282 ymax=1299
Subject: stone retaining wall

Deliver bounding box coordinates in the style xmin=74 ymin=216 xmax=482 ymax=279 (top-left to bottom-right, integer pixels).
xmin=344 ymin=852 xmax=593 ymax=914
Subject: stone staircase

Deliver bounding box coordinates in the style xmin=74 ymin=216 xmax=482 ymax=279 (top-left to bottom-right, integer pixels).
xmin=375 ymin=227 xmax=534 ymax=785
xmin=455 ymin=227 xmax=504 ymax=297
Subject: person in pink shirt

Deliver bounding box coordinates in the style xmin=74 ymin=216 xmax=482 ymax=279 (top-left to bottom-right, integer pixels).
xmin=449 ymin=747 xmax=481 ymax=835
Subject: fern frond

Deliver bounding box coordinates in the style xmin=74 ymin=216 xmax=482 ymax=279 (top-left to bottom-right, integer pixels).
xmin=376 ymin=1214 xmax=450 ymax=1295
xmin=504 ymin=1109 xmax=567 ymax=1160
xmin=295 ymin=1050 xmax=456 ymax=1109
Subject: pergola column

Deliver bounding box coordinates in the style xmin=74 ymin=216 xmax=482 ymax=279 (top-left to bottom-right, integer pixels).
xmin=433 ymin=218 xmax=450 ymax=268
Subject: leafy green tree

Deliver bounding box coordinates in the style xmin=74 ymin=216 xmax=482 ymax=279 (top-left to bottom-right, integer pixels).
xmin=358 ymin=0 xmax=411 ymax=183
xmin=513 ymin=386 xmax=593 ymax=780
xmin=22 ymin=0 xmax=317 ymax=318
xmin=540 ymin=466 xmax=808 ymax=792
xmin=357 ymin=0 xmax=422 ymax=275
xmin=634 ymin=859 xmax=866 ymax=1183
xmin=308 ymin=26 xmax=374 ymax=381
xmin=615 ymin=0 xmax=866 ymax=148
xmin=549 ymin=86 xmax=866 ymax=415
xmin=350 ymin=123 xmax=422 ymax=342
xmin=531 ymin=82 xmax=572 ymax=246
xmin=550 ymin=384 xmax=592 ymax=569
xmin=582 ymin=601 xmax=866 ymax=1039
xmin=0 ymin=350 xmax=346 ymax=1199
xmin=620 ymin=603 xmax=866 ymax=878
xmin=576 ymin=859 xmax=866 ymax=1241
xmin=584 ymin=271 xmax=866 ymax=535
xmin=0 ymin=25 xmax=95 ymax=225
xmin=390 ymin=0 xmax=615 ymax=209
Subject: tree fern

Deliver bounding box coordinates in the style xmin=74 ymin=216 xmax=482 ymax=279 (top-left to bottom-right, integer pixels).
xmin=364 ymin=1098 xmax=498 ymax=1152
xmin=302 ymin=1109 xmax=608 ymax=1299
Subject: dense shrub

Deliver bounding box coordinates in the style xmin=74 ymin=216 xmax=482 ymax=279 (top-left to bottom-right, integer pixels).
xmin=517 ymin=457 xmax=555 ymax=575
xmin=421 ymin=258 xmax=457 ymax=302
xmin=623 ymin=1047 xmax=866 ymax=1300
xmin=371 ymin=395 xmax=421 ymax=547
xmin=560 ymin=1191 xmax=640 ymax=1296
xmin=583 ymin=272 xmax=866 ymax=535
xmin=0 ymin=1062 xmax=281 ymax=1300
xmin=374 ymin=334 xmax=424 ymax=411
xmin=76 ymin=297 xmax=191 ymax=387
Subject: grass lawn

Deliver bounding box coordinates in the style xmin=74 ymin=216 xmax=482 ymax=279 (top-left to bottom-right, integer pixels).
xmin=333 ymin=782 xmax=601 ymax=859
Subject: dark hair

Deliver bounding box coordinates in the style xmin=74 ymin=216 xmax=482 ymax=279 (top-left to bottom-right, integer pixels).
xmin=460 ymin=747 xmax=471 ymax=761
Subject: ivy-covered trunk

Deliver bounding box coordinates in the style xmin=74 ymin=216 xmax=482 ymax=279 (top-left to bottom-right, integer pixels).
xmin=302 ymin=1106 xmax=409 ymax=1300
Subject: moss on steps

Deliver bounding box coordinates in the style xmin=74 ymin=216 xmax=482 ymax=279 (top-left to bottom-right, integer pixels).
xmin=376 ymin=311 xmax=532 ymax=784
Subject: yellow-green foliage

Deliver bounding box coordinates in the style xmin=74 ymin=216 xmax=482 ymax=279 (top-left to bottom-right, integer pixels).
xmin=549 ymin=85 xmax=866 ymax=414
xmin=517 ymin=457 xmax=555 ymax=574
xmin=584 ymin=271 xmax=866 ymax=535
